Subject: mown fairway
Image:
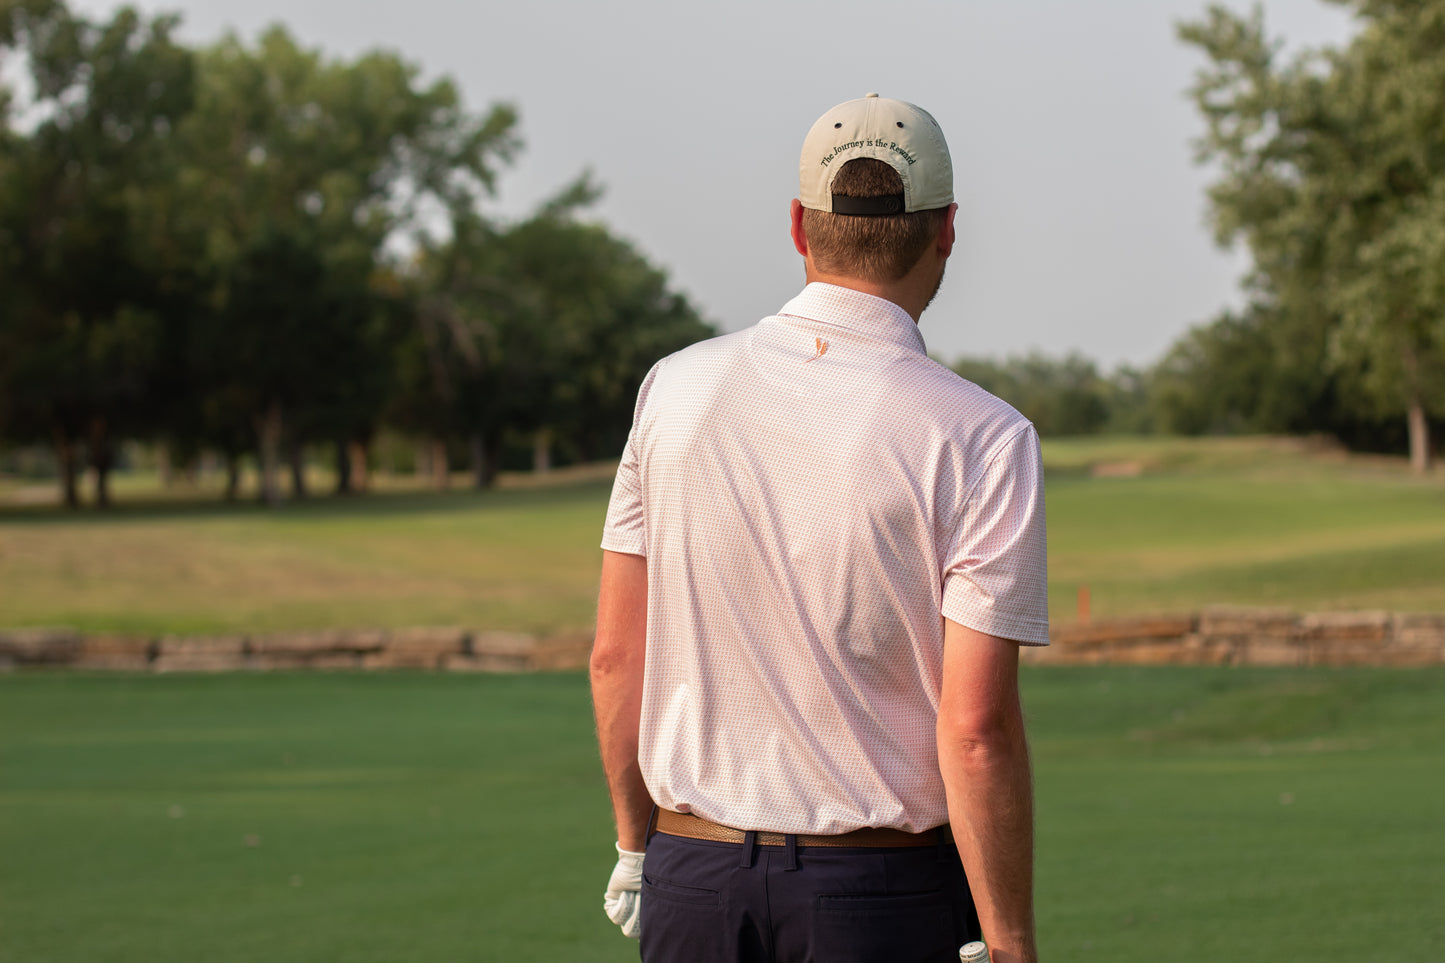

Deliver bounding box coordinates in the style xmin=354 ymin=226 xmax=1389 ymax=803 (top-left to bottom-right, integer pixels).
xmin=1040 ymin=436 xmax=1445 ymax=618
xmin=2 ymin=667 xmax=1441 ymax=962
xmin=1 ymin=437 xmax=1443 ymax=635
xmin=0 ymin=480 xmax=613 ymax=637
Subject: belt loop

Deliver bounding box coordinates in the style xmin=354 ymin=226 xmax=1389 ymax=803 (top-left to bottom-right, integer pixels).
xmin=739 ymin=831 xmax=757 ymax=868
xmin=646 ymin=806 xmax=659 ymax=847
xmin=784 ymin=833 xmax=799 ymax=871
xmin=935 ymin=825 xmax=947 ymax=862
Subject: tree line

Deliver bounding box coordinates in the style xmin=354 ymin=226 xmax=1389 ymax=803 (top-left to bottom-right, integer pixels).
xmin=0 ymin=0 xmax=713 ymax=507
xmin=956 ymin=2 xmax=1445 ymax=471
xmin=4 ymin=0 xmax=1442 ymax=508
xmin=1167 ymin=0 xmax=1445 ymax=473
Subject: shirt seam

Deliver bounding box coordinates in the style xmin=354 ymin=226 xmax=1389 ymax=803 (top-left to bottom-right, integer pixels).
xmin=957 ymin=420 xmax=1036 ymax=511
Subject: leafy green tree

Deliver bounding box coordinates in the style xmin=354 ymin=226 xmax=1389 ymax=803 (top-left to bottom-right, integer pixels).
xmin=952 ymin=353 xmax=1114 ymax=436
xmin=176 ymin=26 xmax=518 ymax=503
xmin=1149 ymin=309 xmax=1274 ymax=435
xmin=494 ymin=208 xmax=715 ymax=466
xmin=399 ymin=185 xmax=714 ymax=487
xmin=0 ymin=0 xmax=194 ymax=506
xmin=1099 ymin=365 xmax=1157 ymax=435
xmin=1180 ymin=1 xmax=1445 ymax=471
xmin=2 ymin=6 xmax=709 ymax=504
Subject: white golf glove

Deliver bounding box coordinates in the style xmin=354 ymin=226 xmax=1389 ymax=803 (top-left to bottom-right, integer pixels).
xmin=603 ymin=842 xmax=645 ymax=939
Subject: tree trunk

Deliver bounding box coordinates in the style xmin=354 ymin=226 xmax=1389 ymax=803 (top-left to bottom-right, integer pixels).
xmin=157 ymin=440 xmax=173 ymax=488
xmin=221 ymin=451 xmax=241 ymax=501
xmin=223 ymin=451 xmax=241 ymax=501
xmin=431 ymin=438 xmax=450 ymax=490
xmin=532 ymin=427 xmax=552 ymax=475
xmin=575 ymin=434 xmax=595 ymax=464
xmin=1402 ymin=347 xmax=1433 ymax=475
xmin=89 ymin=416 xmax=113 ymax=509
xmin=255 ymin=402 xmax=283 ymax=506
xmin=348 ymin=441 xmax=370 ymax=493
xmin=289 ymin=442 xmax=308 ymax=499
xmin=471 ymin=432 xmax=503 ymax=489
xmin=1407 ymin=398 xmax=1432 ymax=475
xmin=54 ymin=427 xmax=81 ymax=509
xmin=415 ymin=440 xmax=432 ymax=482
xmin=470 ymin=433 xmax=491 ymax=489
xmin=335 ymin=439 xmax=352 ymax=495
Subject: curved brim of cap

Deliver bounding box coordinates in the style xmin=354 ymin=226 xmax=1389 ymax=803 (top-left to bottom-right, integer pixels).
xmin=799 ymin=95 xmax=953 ymax=214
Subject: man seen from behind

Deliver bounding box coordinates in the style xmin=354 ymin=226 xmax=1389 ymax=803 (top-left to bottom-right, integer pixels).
xmin=591 ymin=93 xmax=1048 ymax=963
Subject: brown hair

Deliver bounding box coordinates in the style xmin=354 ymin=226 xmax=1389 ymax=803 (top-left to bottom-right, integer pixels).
xmin=802 ymin=158 xmax=948 ymax=283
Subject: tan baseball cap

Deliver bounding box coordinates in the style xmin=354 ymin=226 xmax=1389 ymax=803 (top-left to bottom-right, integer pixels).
xmin=799 ymin=93 xmax=953 ymax=215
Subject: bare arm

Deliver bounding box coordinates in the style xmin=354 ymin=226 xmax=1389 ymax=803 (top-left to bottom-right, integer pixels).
xmin=590 ymin=549 xmax=652 ymax=851
xmin=937 ymin=618 xmax=1037 ymax=963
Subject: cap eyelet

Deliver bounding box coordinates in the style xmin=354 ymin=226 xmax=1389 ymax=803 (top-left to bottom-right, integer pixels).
xmin=834 ymin=122 xmax=842 ymax=129
xmin=896 ymin=121 xmax=904 ymax=128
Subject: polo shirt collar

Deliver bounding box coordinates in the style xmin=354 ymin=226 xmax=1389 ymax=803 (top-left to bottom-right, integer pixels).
xmin=775 ymin=283 xmax=927 ymax=356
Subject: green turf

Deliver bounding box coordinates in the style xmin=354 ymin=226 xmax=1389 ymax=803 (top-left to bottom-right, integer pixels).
xmin=1043 ymin=435 xmax=1445 ymax=616
xmin=1025 ymin=667 xmax=1445 ymax=960
xmin=2 ymin=433 xmax=1445 ymax=633
xmin=0 ymin=484 xmax=613 ymax=636
xmin=1 ymin=437 xmax=1443 ymax=636
xmin=1045 ymin=470 xmax=1445 ymax=617
xmin=0 ymin=672 xmax=625 ymax=963
xmin=2 ymin=668 xmax=1441 ymax=961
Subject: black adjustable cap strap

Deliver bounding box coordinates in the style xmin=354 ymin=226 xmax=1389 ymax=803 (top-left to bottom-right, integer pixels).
xmin=831 ymin=193 xmax=905 ymax=215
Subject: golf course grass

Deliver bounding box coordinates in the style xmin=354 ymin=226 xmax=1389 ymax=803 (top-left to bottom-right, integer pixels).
xmin=2 ymin=436 xmax=1443 ymax=636
xmin=2 ymin=436 xmax=1442 ymax=959
xmin=2 ymin=667 xmax=1441 ymax=961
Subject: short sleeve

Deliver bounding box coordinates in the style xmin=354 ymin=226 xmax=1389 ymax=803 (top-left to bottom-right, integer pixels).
xmin=940 ymin=424 xmax=1049 ymax=645
xmin=600 ymin=359 xmax=667 ymax=557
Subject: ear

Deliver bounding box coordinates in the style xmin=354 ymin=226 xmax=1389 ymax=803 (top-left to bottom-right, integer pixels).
xmin=936 ymin=203 xmax=958 ymax=259
xmin=790 ymin=198 xmax=809 ymax=257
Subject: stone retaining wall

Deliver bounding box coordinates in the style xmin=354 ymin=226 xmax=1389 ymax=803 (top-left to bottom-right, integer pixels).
xmin=1021 ymin=608 xmax=1445 ymax=667
xmin=2 ymin=609 xmax=1443 ymax=671
xmin=0 ymin=626 xmax=593 ymax=673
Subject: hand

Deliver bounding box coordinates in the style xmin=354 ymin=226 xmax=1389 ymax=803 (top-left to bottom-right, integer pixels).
xmin=603 ymin=842 xmax=645 ymax=939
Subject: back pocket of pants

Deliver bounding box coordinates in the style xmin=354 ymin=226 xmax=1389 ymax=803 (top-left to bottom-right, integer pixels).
xmin=639 ymin=873 xmax=727 ymax=963
xmin=814 ymin=889 xmax=953 ymax=961
xmin=643 ymin=873 xmax=721 ymax=907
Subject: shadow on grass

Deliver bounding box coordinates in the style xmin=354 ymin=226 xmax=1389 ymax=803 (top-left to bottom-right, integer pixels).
xmin=0 ymin=478 xmax=616 ymax=527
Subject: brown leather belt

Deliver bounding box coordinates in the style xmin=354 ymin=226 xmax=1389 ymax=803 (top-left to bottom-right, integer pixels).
xmin=654 ymin=809 xmax=952 ymax=849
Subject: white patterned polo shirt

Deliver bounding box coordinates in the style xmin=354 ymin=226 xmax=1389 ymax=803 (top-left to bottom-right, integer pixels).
xmin=601 ymin=282 xmax=1048 ymax=835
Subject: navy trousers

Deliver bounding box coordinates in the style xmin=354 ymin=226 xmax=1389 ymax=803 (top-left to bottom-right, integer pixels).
xmin=639 ymin=830 xmax=981 ymax=962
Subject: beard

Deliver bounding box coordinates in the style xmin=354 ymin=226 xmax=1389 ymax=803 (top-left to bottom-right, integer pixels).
xmin=923 ymin=261 xmax=947 ymax=313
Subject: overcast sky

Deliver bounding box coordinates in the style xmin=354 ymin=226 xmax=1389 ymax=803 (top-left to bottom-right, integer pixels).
xmin=71 ymin=0 xmax=1357 ymax=368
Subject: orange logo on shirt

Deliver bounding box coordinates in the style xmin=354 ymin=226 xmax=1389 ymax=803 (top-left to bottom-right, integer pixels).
xmin=803 ymin=338 xmax=829 ymax=363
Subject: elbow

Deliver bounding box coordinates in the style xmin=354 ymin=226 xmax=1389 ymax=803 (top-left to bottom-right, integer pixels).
xmin=937 ymin=707 xmax=1026 ymax=766
xmin=938 ymin=726 xmax=1012 ymax=761
xmin=589 ymin=632 xmax=640 ymax=683
xmin=588 ymin=639 xmax=618 ymax=681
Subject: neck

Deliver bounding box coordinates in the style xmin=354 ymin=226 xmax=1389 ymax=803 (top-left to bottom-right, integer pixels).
xmin=804 ymin=262 xmax=941 ymax=324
